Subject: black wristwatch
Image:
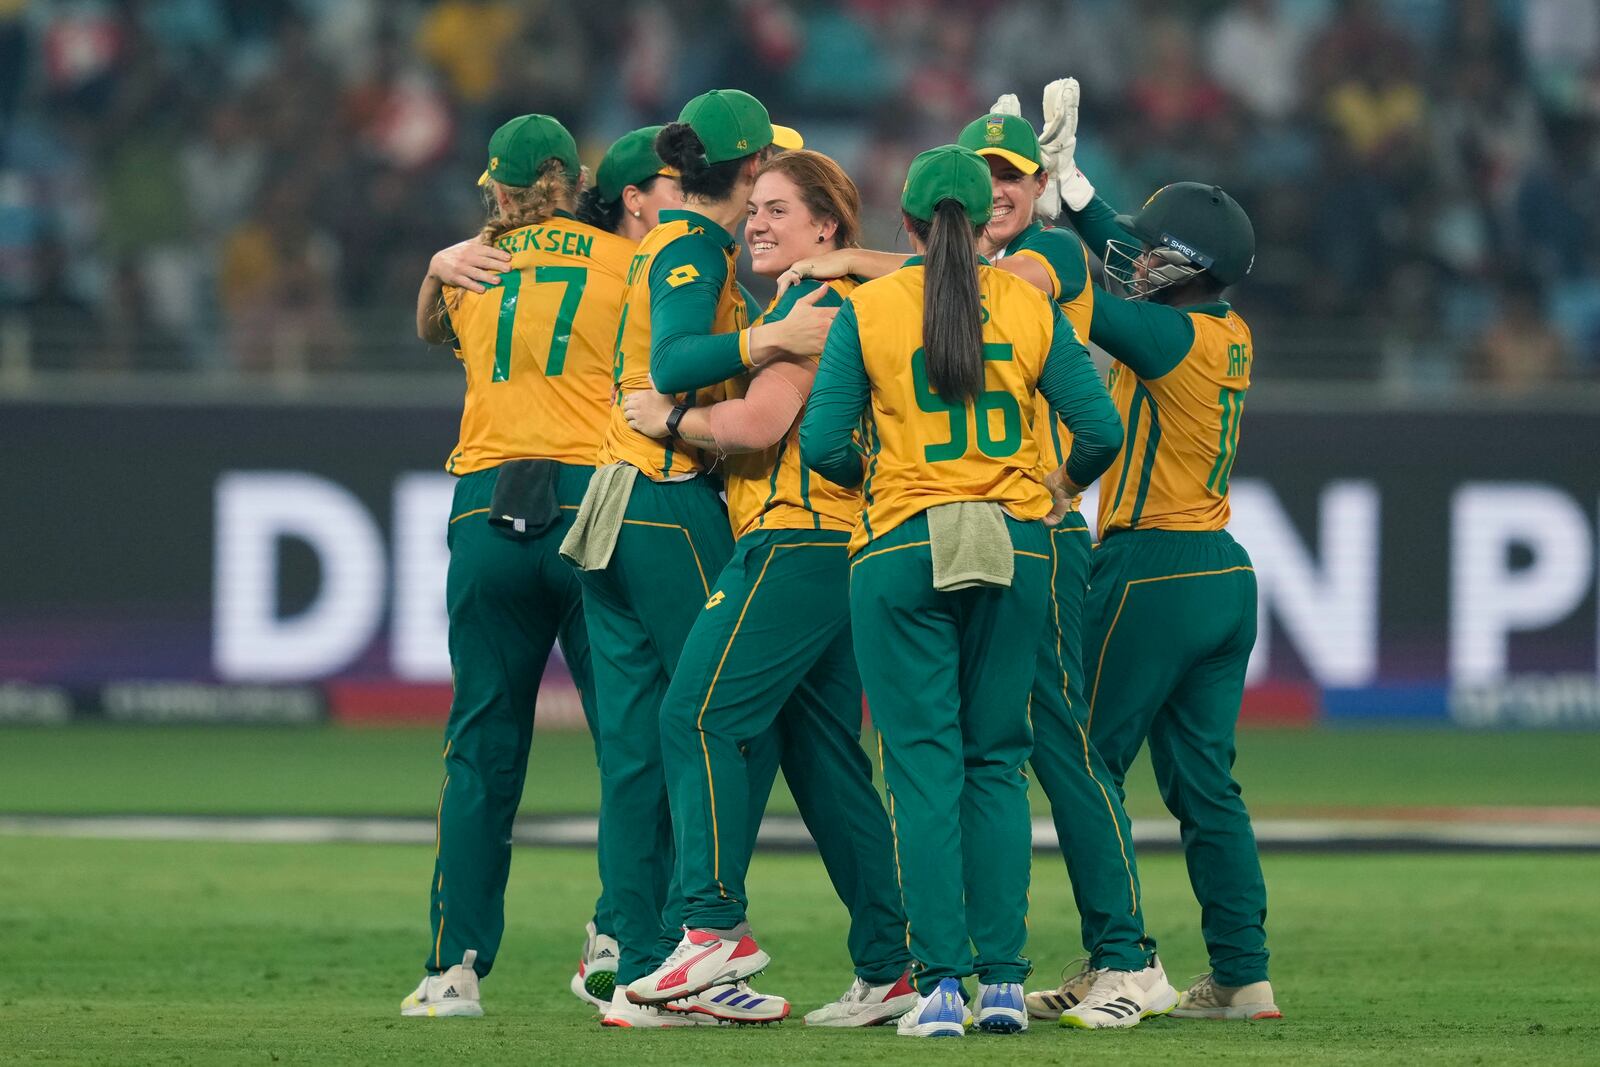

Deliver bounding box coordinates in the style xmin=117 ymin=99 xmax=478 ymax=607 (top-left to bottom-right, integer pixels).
xmin=665 ymin=403 xmax=692 ymax=440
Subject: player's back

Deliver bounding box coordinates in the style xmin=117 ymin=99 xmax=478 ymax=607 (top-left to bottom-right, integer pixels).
xmin=444 ymin=215 xmax=632 ymax=474
xmin=1098 ymin=305 xmax=1253 ymax=536
xmin=849 ymin=262 xmax=1056 ymax=552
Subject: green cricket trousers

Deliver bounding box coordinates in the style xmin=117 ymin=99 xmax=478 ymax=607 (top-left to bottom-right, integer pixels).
xmin=849 ymin=512 xmax=1049 ymax=994
xmin=574 ymin=474 xmax=779 ymax=985
xmin=426 ymin=462 xmax=603 ymax=977
xmin=1028 ymin=511 xmax=1155 ymax=971
xmin=660 ymin=527 xmax=910 ymax=984
xmin=1084 ymin=527 xmax=1268 ymax=987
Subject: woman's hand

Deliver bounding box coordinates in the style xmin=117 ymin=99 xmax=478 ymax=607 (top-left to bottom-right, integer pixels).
xmin=758 ymin=284 xmax=838 ymax=359
xmin=430 ymin=238 xmax=512 ymax=293
xmin=623 ymin=389 xmax=677 ymax=439
xmin=1042 ymin=465 xmax=1084 ymax=527
xmin=775 ymin=249 xmax=856 ymax=299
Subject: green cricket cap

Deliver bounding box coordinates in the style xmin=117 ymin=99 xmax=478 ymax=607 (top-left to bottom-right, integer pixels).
xmin=901 ymin=144 xmax=993 ymax=227
xmin=677 ymin=89 xmax=803 ymax=165
xmin=596 ymin=125 xmax=679 ymax=203
xmin=1115 ymin=182 xmax=1256 ymax=286
xmin=957 ymin=113 xmax=1042 ymax=175
xmin=478 ymin=114 xmax=581 ymax=188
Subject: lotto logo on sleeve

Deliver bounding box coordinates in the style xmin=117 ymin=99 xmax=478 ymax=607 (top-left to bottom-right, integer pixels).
xmin=666 ymin=264 xmax=701 ymax=288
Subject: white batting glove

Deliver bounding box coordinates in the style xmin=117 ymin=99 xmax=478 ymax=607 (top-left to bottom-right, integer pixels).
xmin=989 ymin=92 xmax=1023 ymax=117
xmin=1041 ymin=77 xmax=1096 ymax=212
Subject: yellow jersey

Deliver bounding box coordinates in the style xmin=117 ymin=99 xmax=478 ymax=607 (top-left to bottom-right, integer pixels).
xmin=1005 ymin=227 xmax=1094 ymax=470
xmin=848 ymin=261 xmax=1056 ymax=554
xmin=443 ymin=213 xmax=632 ymax=473
xmin=595 ymin=215 xmax=748 ymax=481
xmin=724 ymin=278 xmax=862 ymax=540
xmin=1098 ymin=306 xmax=1253 ymax=536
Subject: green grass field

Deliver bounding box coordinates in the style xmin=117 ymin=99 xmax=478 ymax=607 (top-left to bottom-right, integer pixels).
xmin=5 ymin=839 xmax=1598 ymax=1065
xmin=4 ymin=725 xmax=1599 ymax=1065
xmin=4 ymin=724 xmax=1599 ymax=816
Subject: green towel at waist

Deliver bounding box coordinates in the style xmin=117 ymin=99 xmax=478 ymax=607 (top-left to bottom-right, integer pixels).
xmin=927 ymin=501 xmax=1014 ymax=591
xmin=559 ymin=462 xmax=638 ymax=571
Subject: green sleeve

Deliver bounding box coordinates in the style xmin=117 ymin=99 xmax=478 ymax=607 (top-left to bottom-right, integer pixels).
xmin=647 ymin=234 xmax=747 ymax=393
xmin=1017 ymin=227 xmax=1089 ymax=304
xmin=1062 ymin=193 xmax=1139 ymax=260
xmin=799 ymin=301 xmax=869 ymax=488
xmin=1039 ymin=302 xmax=1124 ymax=488
xmin=1089 ymin=290 xmax=1193 ymax=379
xmin=761 ymin=277 xmax=843 ymax=325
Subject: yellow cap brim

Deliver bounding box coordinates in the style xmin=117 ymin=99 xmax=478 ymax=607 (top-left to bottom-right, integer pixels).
xmin=975 ymin=147 xmax=1040 ymax=175
xmin=770 ymin=124 xmax=804 ymax=151
xmin=477 ymin=170 xmax=491 ymax=187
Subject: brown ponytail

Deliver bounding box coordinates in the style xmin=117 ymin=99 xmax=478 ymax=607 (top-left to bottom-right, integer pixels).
xmin=478 ymin=159 xmax=577 ymax=244
xmin=910 ymin=198 xmax=985 ymax=403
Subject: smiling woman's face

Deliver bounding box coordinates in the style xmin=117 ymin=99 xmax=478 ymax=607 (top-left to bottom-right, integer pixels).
xmin=745 ymin=170 xmax=833 ymax=278
xmin=982 ymin=157 xmax=1045 ymax=250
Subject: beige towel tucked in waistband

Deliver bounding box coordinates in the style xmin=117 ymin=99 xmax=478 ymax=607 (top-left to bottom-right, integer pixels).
xmin=927 ymin=500 xmax=1014 ymax=591
xmin=559 ymin=462 xmax=638 ymax=571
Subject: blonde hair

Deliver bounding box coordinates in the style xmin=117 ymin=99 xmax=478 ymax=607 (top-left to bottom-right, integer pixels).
xmin=478 ymin=159 xmax=578 ymax=244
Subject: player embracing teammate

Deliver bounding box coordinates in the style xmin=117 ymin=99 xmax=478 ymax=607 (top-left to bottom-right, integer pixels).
xmin=400 ymin=73 xmax=1277 ymax=1034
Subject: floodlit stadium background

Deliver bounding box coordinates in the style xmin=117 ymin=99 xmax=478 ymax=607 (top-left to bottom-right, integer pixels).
xmin=2 ymin=0 xmax=1599 ymax=730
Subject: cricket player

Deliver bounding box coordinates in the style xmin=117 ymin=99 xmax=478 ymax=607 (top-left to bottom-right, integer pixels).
xmin=418 ymin=124 xmax=687 ymax=1013
xmin=563 ymin=88 xmax=831 ymax=1028
xmin=620 ymin=150 xmax=915 ymax=1026
xmin=400 ymin=114 xmax=637 ymax=1019
xmin=799 ymin=144 xmax=1123 ymax=1039
xmin=1034 ymin=83 xmax=1283 ymax=1024
xmin=779 ymin=93 xmax=1176 ymax=1029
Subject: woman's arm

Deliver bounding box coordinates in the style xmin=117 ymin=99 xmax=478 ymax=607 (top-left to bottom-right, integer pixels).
xmin=1038 ymin=303 xmax=1123 ymax=491
xmin=799 ymin=302 xmax=871 ymax=488
xmin=649 ymin=237 xmax=838 ymax=393
xmin=777 ymin=248 xmax=910 ymax=299
xmin=415 ymin=238 xmax=511 ymax=343
xmin=624 ymin=359 xmax=815 ymax=454
xmin=416 ymin=273 xmax=452 ymax=343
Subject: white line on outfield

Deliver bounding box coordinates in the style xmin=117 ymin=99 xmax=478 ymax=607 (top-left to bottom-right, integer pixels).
xmin=1 ymin=815 xmax=1597 ymax=851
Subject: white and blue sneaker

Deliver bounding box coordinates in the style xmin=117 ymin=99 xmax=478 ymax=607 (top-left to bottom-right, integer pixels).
xmin=895 ymin=978 xmax=969 ymax=1038
xmin=974 ymin=981 xmax=1027 ymax=1033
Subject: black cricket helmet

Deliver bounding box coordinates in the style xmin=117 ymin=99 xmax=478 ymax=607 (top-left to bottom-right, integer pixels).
xmin=1104 ymin=182 xmax=1255 ymax=300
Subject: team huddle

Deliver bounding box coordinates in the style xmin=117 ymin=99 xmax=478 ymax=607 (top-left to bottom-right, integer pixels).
xmin=399 ymin=78 xmax=1280 ymax=1038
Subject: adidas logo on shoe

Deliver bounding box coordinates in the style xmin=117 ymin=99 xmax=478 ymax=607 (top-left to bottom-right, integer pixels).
xmin=442 ymin=986 xmax=459 ymax=999
xmin=1090 ymin=996 xmax=1140 ymax=1020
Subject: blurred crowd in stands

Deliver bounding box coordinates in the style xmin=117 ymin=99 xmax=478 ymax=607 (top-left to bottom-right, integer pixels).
xmin=2 ymin=0 xmax=1600 ymax=389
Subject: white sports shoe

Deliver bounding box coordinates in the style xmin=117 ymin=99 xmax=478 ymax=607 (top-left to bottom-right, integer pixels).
xmin=400 ymin=948 xmax=483 ymax=1018
xmin=626 ymin=927 xmax=770 ymax=1004
xmin=1059 ymin=958 xmax=1179 ymax=1029
xmin=804 ymin=971 xmax=918 ymax=1027
xmin=1024 ymin=958 xmax=1095 ymax=1020
xmin=973 ymin=981 xmax=1027 ymax=1033
xmin=570 ymin=921 xmax=620 ymax=1009
xmin=665 ymin=980 xmax=791 ymax=1024
xmin=895 ymin=978 xmax=970 ymax=1039
xmin=1170 ymin=974 xmax=1282 ymax=1020
xmin=599 ymin=986 xmax=711 ymax=1028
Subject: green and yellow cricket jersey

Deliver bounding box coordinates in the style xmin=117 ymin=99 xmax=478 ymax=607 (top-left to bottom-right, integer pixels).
xmin=723 ymin=277 xmax=863 ymax=540
xmin=802 ymin=259 xmax=1122 ymax=555
xmin=596 ymin=209 xmax=751 ymax=480
xmin=443 ymin=212 xmax=632 ymax=473
xmin=1001 ymin=220 xmax=1095 ymax=481
xmin=1098 ymin=304 xmax=1253 ymax=535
